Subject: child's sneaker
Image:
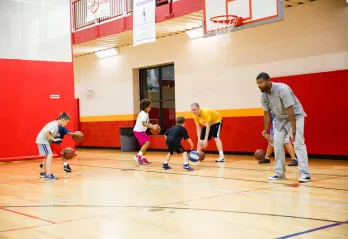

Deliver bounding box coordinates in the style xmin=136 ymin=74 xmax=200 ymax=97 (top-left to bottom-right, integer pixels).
xmin=215 ymin=157 xmax=225 ymax=163
xmin=258 ymin=158 xmax=271 ymax=164
xmin=162 ymin=163 xmax=172 ymax=170
xmin=39 ymin=163 xmax=43 ymax=168
xmin=133 ymin=155 xmax=143 ymax=165
xmin=141 ymin=157 xmax=151 ymax=165
xmin=288 ymin=158 xmax=298 ymax=166
xmin=40 ymin=172 xmax=46 ymax=178
xmin=64 ymin=164 xmax=72 ymax=172
xmin=183 ymin=164 xmax=194 ymax=171
xmin=45 ymin=174 xmax=58 ymax=180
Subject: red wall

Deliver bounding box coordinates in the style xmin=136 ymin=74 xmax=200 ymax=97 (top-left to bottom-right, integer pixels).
xmin=78 ymin=69 xmax=348 ymax=156
xmin=0 ymin=59 xmax=76 ymax=159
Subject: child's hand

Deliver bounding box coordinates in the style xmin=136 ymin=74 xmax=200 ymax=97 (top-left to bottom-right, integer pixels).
xmin=262 ymin=130 xmax=266 ymax=136
xmin=190 ymin=143 xmax=194 ymax=150
xmin=265 ymin=134 xmax=273 ymax=146
xmin=52 ymin=138 xmax=62 ymax=142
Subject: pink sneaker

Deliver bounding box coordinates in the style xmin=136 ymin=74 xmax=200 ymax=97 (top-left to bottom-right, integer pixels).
xmin=141 ymin=156 xmax=151 ymax=165
xmin=133 ymin=155 xmax=143 ymax=165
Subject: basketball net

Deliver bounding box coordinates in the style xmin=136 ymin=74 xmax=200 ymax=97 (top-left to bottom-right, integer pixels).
xmin=213 ymin=18 xmax=238 ymax=44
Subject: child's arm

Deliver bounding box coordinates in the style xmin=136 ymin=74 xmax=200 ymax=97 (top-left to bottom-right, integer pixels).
xmin=67 ymin=132 xmax=81 ymax=137
xmin=186 ymin=138 xmax=194 ymax=150
xmin=142 ymin=121 xmax=157 ymax=130
xmin=45 ymin=131 xmax=61 ymax=142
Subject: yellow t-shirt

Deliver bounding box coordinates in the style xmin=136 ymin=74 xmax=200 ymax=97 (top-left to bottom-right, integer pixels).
xmin=193 ymin=108 xmax=222 ymax=126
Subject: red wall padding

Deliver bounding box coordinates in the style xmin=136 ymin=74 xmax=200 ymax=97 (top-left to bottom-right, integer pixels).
xmin=79 ymin=121 xmax=136 ymax=147
xmin=0 ymin=59 xmax=75 ymax=159
xmin=272 ymin=70 xmax=348 ymax=155
xmin=78 ymin=69 xmax=348 ymax=156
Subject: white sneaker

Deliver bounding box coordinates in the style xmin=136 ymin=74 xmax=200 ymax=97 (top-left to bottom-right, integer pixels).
xmin=298 ymin=176 xmax=311 ymax=182
xmin=268 ymin=174 xmax=286 ymax=180
xmin=216 ymin=157 xmax=225 ymax=162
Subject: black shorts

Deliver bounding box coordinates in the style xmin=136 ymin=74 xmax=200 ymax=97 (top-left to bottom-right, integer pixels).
xmin=200 ymin=121 xmax=223 ymax=140
xmin=166 ymin=142 xmax=186 ymax=155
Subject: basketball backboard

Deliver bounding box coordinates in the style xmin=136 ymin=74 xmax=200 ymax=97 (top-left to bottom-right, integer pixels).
xmin=203 ymin=0 xmax=284 ymax=37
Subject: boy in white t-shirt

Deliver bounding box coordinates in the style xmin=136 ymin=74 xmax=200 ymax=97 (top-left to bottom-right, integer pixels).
xmin=133 ymin=99 xmax=159 ymax=165
xmin=36 ymin=112 xmax=71 ymax=180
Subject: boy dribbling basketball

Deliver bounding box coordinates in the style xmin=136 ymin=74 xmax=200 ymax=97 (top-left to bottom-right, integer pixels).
xmin=36 ymin=112 xmax=71 ymax=180
xmin=163 ymin=116 xmax=194 ymax=171
xmin=39 ymin=124 xmax=81 ymax=173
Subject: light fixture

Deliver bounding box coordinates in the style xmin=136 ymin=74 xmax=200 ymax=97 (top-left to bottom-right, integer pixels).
xmin=186 ymin=28 xmax=203 ymax=39
xmin=95 ymin=48 xmax=119 ymax=59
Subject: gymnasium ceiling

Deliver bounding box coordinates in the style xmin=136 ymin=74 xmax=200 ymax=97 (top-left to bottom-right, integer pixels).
xmin=73 ymin=0 xmax=318 ymax=58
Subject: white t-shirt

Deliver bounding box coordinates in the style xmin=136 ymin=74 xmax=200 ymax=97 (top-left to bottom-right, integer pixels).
xmin=133 ymin=111 xmax=149 ymax=132
xmin=36 ymin=121 xmax=59 ymax=144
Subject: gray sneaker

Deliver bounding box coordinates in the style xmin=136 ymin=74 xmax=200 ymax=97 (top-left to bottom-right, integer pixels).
xmin=268 ymin=174 xmax=286 ymax=180
xmin=298 ymin=176 xmax=311 ymax=182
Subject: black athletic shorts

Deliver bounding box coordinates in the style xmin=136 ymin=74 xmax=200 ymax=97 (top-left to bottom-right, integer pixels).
xmin=166 ymin=142 xmax=186 ymax=155
xmin=200 ymin=121 xmax=223 ymax=140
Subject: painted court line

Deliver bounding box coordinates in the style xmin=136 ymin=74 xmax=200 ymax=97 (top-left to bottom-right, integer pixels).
xmin=276 ymin=220 xmax=348 ymax=238
xmin=0 ymin=208 xmax=56 ymax=224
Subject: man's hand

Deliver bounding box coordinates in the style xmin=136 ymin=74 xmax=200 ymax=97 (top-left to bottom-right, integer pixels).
xmin=52 ymin=138 xmax=62 ymax=142
xmin=201 ymin=139 xmax=208 ymax=148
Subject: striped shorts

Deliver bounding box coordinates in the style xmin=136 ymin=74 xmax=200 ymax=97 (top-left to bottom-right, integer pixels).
xmin=38 ymin=144 xmax=53 ymax=156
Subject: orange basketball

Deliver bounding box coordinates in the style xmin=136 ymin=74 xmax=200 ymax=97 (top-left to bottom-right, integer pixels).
xmin=254 ymin=149 xmax=266 ymax=161
xmin=62 ymin=147 xmax=75 ymax=160
xmin=150 ymin=124 xmax=161 ymax=135
xmin=72 ymin=131 xmax=84 ymax=143
xmin=198 ymin=151 xmax=206 ymax=161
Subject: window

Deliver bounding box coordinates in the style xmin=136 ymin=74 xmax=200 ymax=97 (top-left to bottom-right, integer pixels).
xmin=139 ymin=64 xmax=175 ymax=135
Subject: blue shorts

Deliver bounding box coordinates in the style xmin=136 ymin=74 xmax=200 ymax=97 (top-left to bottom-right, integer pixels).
xmin=38 ymin=144 xmax=52 ymax=156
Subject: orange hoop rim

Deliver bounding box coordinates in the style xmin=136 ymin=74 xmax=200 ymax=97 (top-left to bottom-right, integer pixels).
xmin=210 ymin=15 xmax=243 ymax=26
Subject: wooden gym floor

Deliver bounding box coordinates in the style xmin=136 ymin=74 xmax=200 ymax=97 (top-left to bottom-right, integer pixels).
xmin=0 ymin=149 xmax=347 ymax=238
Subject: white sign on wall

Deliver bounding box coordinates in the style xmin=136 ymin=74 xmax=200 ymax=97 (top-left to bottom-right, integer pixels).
xmin=133 ymin=0 xmax=156 ymax=46
xmin=86 ymin=0 xmax=111 ymax=22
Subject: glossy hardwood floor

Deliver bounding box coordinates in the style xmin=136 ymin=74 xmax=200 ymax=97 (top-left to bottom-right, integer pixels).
xmin=1 ymin=149 xmax=347 ymax=239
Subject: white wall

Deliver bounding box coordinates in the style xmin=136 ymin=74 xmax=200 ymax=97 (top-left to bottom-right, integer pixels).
xmin=73 ymin=0 xmax=348 ymax=117
xmin=0 ymin=0 xmax=72 ymax=62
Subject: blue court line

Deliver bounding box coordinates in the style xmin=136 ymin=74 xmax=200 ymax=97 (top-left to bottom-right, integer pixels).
xmin=276 ymin=220 xmax=348 ymax=238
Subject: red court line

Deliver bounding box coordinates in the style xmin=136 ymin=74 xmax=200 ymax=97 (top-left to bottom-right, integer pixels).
xmin=0 ymin=185 xmax=276 ymax=232
xmin=0 ymin=224 xmax=51 ymax=233
xmin=1 ymin=176 xmax=340 ymax=232
xmin=0 ymin=208 xmax=56 ymax=224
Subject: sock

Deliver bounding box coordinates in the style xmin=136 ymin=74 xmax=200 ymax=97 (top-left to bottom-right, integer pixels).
xmin=265 ymin=157 xmax=270 ymax=160
xmin=292 ymin=158 xmax=297 ymax=161
xmin=219 ymin=151 xmax=224 ymax=158
xmin=64 ymin=162 xmax=68 ymax=166
xmin=184 ymin=162 xmax=188 ymax=166
xmin=137 ymin=151 xmax=143 ymax=156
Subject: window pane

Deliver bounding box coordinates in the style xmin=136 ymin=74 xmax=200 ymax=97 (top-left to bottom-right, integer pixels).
xmin=140 ymin=70 xmax=148 ymax=99
xmin=161 ymin=65 xmax=175 ymax=101
xmin=147 ymin=68 xmax=160 ymax=101
xmin=148 ymin=101 xmax=160 ymax=134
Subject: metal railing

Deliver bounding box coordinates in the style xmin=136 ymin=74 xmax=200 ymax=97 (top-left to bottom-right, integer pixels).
xmin=72 ymin=0 xmax=169 ymax=32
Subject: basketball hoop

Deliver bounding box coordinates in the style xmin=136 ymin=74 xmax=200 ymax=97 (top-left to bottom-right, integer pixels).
xmin=210 ymin=15 xmax=243 ymax=44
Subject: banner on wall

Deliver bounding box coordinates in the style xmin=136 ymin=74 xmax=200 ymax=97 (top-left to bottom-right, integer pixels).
xmin=86 ymin=0 xmax=111 ymax=22
xmin=133 ymin=0 xmax=156 ymax=46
